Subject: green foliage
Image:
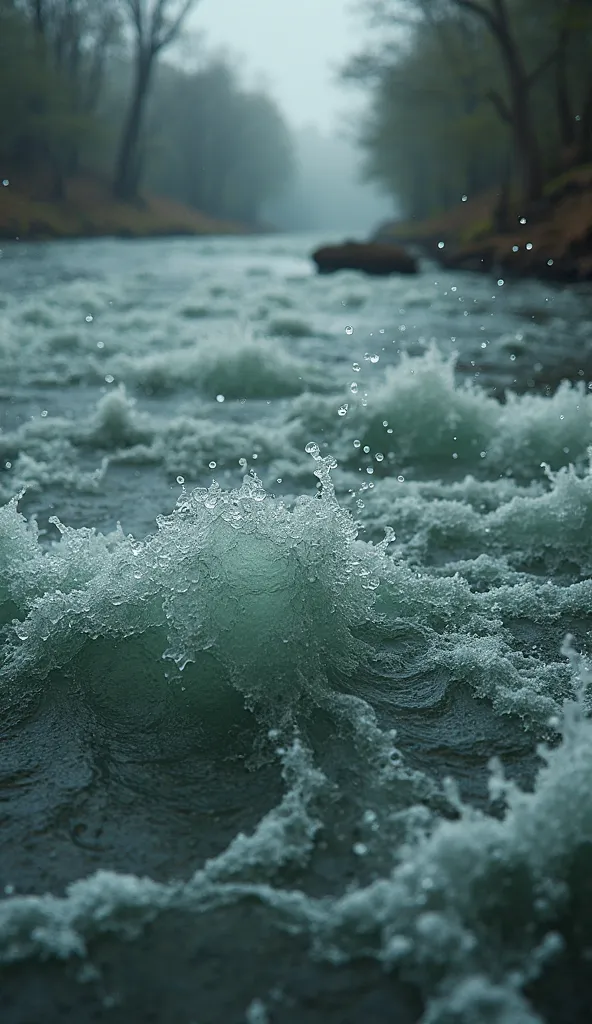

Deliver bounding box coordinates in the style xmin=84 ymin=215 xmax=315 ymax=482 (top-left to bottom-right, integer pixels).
xmin=146 ymin=60 xmax=294 ymax=223
xmin=0 ymin=1 xmax=294 ymax=224
xmin=350 ymin=0 xmax=592 ymax=219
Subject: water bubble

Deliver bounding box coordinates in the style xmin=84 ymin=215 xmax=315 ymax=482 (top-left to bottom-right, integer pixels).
xmin=176 ymin=475 xmax=185 ymax=485
xmin=216 ymin=394 xmax=225 ymax=403
xmin=350 ymin=382 xmax=359 ymax=394
xmin=208 ymin=461 xmax=217 ymax=469
xmin=345 ymin=325 xmax=354 ymax=335
xmin=338 ymin=404 xmax=348 ymax=417
xmin=352 ymin=362 xmax=360 ymax=372
xmin=305 ymin=441 xmax=320 ymax=456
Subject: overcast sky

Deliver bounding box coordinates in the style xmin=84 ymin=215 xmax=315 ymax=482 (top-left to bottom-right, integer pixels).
xmin=190 ymin=0 xmax=366 ymax=132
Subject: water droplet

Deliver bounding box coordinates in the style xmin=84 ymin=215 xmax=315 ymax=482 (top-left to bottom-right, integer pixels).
xmin=345 ymin=325 xmax=354 ymax=335
xmin=497 ymin=279 xmax=504 ymax=286
xmin=85 ymin=315 xmax=94 ymax=323
xmin=350 ymin=382 xmax=358 ymax=394
xmin=375 ymin=453 xmax=384 ymax=462
xmin=176 ymin=475 xmax=185 ymax=485
xmin=104 ymin=374 xmax=114 ymax=383
xmin=2 ymin=179 xmax=9 ymax=187
xmin=526 ymin=242 xmax=533 ymax=251
xmin=363 ymin=445 xmax=370 ymax=454
xmin=438 ymin=241 xmax=445 ymax=249
xmin=338 ymin=404 xmax=348 ymax=416
xmin=519 ymin=217 xmax=527 ymax=225
xmin=452 ymin=452 xmax=458 ymax=459
xmin=512 ymin=245 xmax=519 ymax=252
xmin=238 ymin=457 xmax=247 ymax=468
xmin=216 ymin=394 xmax=225 ymax=403
xmin=40 ymin=409 xmax=48 ymax=417
xmin=366 ymin=466 xmax=374 ymax=475
xmin=305 ymin=441 xmax=320 ymax=456
xmin=96 ymin=340 xmax=104 ymax=349
xmin=353 ymin=439 xmax=361 ymax=449
xmin=356 ymin=499 xmax=364 ymax=509
xmin=370 ymin=354 xmax=379 ymax=363
xmin=352 ymin=362 xmax=360 ymax=372
xmin=353 ymin=842 xmax=368 ymax=856
xmin=461 ymin=194 xmax=468 ymax=202
xmin=209 ymin=461 xmax=217 ymax=469
xmin=547 ymin=259 xmax=554 ymax=266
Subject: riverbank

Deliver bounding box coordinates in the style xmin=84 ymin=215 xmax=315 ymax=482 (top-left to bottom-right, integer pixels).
xmin=375 ymin=164 xmax=592 ymax=283
xmin=0 ymin=174 xmax=253 ymax=241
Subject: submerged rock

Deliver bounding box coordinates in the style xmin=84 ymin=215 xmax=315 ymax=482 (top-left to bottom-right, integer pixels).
xmin=312 ymin=240 xmax=418 ymax=276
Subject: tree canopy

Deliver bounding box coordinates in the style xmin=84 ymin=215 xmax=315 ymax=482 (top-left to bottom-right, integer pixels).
xmin=347 ymin=0 xmax=592 ymax=219
xmin=0 ymin=0 xmax=294 ymax=224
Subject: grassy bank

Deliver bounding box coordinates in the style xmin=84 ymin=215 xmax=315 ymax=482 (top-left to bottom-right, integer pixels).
xmin=0 ymin=174 xmax=253 ymax=242
xmin=374 ymin=165 xmax=592 ymax=283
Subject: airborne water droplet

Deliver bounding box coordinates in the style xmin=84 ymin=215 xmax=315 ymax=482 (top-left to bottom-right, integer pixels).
xmin=345 ymin=325 xmax=354 ymax=335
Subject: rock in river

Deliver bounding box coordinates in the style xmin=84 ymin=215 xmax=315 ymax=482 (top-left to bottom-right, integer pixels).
xmin=312 ymin=240 xmax=418 ymax=276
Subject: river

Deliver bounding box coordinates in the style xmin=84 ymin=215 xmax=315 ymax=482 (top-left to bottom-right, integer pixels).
xmin=1 ymin=233 xmax=592 ymax=1023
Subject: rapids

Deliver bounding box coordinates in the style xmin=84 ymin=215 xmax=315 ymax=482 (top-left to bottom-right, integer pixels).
xmin=1 ymin=233 xmax=592 ymax=1023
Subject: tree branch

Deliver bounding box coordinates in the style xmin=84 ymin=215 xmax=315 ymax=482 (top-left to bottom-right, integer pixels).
xmin=527 ymin=44 xmax=561 ymax=86
xmin=451 ymin=0 xmax=499 ymax=34
xmin=486 ymin=88 xmax=512 ymax=123
xmin=152 ymin=0 xmax=198 ymax=53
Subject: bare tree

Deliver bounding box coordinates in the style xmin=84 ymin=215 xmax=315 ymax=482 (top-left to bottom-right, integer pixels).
xmin=113 ymin=0 xmax=199 ymax=201
xmin=448 ymin=0 xmax=552 ymax=202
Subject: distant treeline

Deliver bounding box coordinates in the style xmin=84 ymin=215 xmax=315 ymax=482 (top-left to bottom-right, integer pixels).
xmin=348 ymin=0 xmax=592 ymax=220
xmin=0 ymin=0 xmax=294 ymax=224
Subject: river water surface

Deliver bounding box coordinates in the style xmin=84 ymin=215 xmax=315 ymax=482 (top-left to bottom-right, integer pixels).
xmin=2 ymin=234 xmax=592 ymax=1023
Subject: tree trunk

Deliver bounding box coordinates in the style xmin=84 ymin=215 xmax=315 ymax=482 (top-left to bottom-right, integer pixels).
xmin=456 ymin=0 xmax=544 ymax=202
xmin=113 ymin=54 xmax=153 ymax=201
xmin=492 ymin=2 xmax=543 ymax=201
xmin=556 ymin=29 xmax=575 ymax=150
xmin=577 ymin=79 xmax=592 ymax=163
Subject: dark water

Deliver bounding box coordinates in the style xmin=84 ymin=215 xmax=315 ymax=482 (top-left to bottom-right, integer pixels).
xmin=2 ymin=234 xmax=592 ymax=1023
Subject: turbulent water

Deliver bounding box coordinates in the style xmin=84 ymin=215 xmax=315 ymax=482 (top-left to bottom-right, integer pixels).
xmin=2 ymin=233 xmax=592 ymax=1023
